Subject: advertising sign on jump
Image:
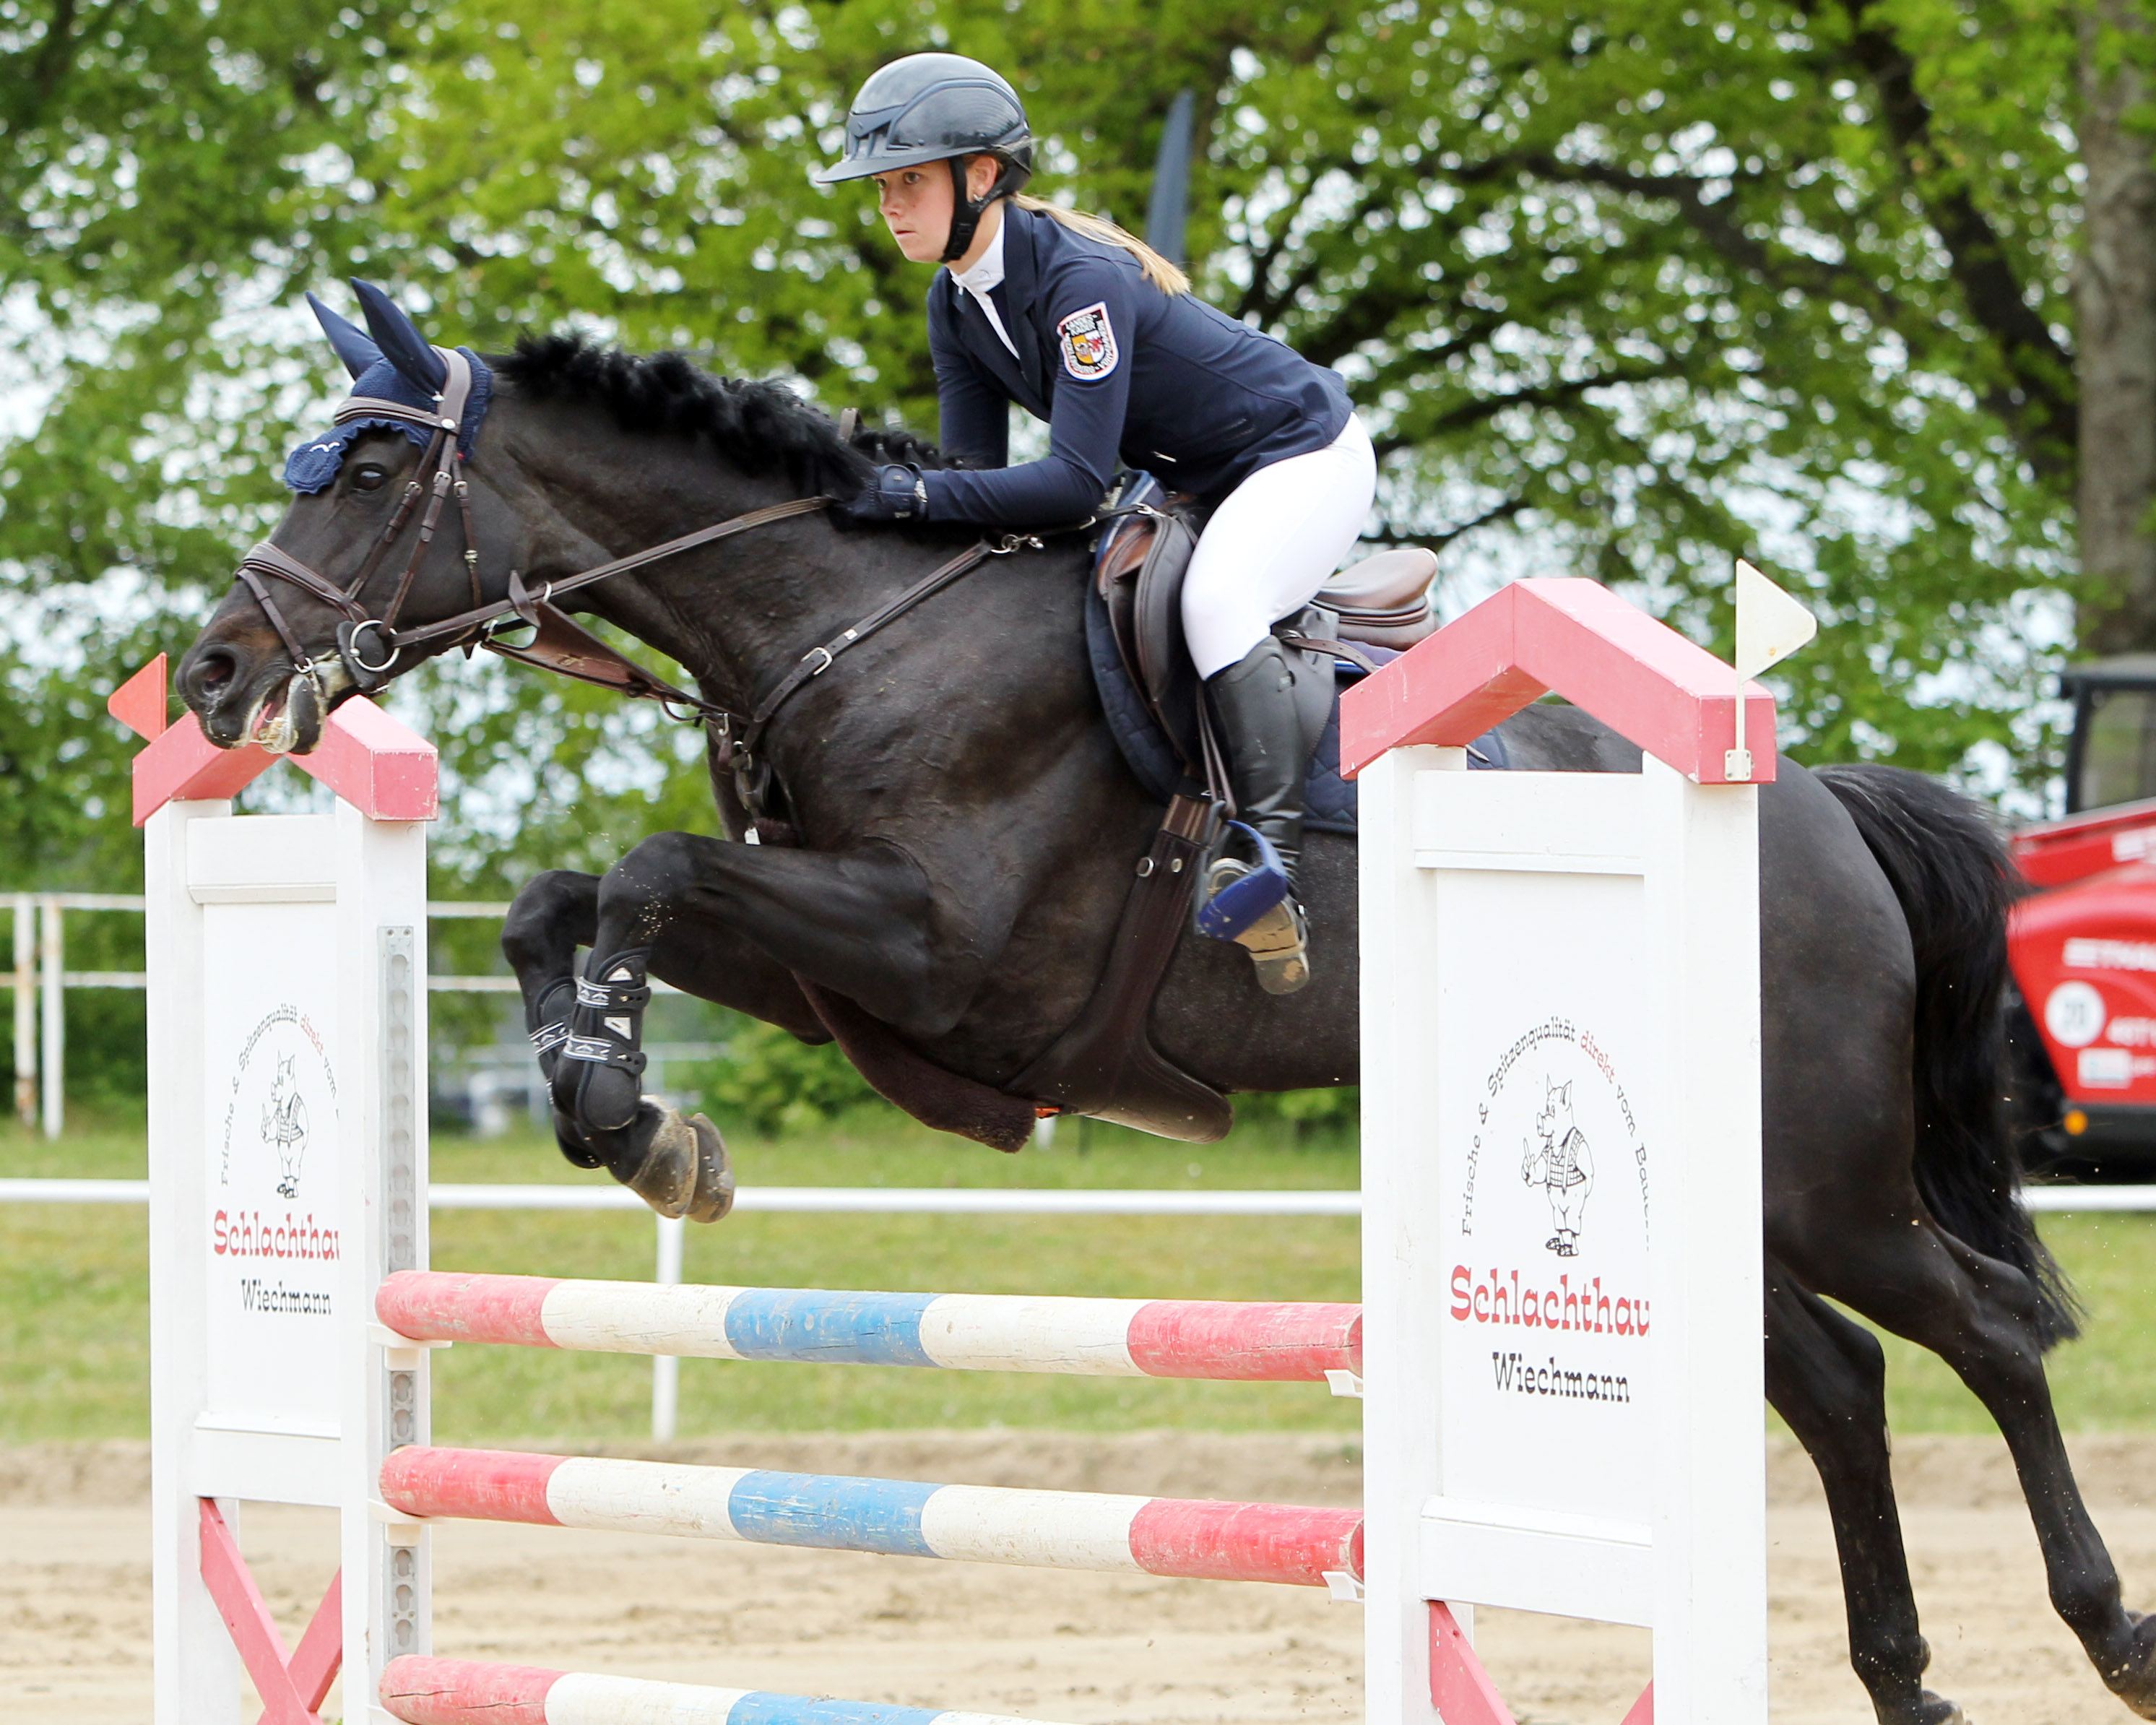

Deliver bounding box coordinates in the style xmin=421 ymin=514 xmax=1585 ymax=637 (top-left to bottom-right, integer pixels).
xmin=200 ymin=905 xmax=343 ymax=1437
xmin=1349 ymin=576 xmax=1773 ymax=1724
xmin=1436 ymin=865 xmax=1656 ymax=1558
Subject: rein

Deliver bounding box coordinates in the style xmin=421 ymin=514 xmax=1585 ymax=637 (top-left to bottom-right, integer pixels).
xmin=228 ymin=356 xmax=1058 ymax=822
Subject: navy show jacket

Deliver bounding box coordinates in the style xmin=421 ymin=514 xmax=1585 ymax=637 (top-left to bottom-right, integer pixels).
xmin=920 ymin=203 xmax=1352 ymax=526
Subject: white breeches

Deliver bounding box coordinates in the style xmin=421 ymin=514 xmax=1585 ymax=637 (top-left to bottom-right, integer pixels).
xmin=1181 ymin=414 xmax=1377 ymax=679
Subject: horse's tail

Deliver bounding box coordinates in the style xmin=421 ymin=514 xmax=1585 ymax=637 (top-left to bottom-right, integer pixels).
xmin=1813 ymin=762 xmax=2080 ymax=1349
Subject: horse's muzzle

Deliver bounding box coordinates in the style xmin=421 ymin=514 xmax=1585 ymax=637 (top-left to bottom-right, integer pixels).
xmin=178 ymin=629 xmax=347 ymax=754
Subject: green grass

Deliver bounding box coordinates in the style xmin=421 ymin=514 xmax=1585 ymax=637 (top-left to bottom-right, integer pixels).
xmin=9 ymin=1112 xmax=2156 ymax=1443
xmin=0 ymin=1110 xmax=1361 ymax=1443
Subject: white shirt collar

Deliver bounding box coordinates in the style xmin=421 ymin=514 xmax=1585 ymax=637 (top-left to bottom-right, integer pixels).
xmin=947 ymin=209 xmax=1018 ymax=360
xmin=949 ymin=204 xmax=1007 ymax=298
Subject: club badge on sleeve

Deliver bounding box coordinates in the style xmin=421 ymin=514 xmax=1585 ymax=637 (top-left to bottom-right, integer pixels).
xmin=1056 ymin=302 xmax=1120 ymax=381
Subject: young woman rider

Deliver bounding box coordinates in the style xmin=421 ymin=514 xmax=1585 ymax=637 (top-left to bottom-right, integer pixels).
xmin=818 ymin=53 xmax=1376 ymax=995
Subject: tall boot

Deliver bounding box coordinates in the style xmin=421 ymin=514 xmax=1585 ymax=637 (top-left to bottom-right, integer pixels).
xmin=1199 ymin=637 xmax=1320 ymax=995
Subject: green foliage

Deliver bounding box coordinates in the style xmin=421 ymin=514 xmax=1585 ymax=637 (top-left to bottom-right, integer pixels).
xmin=360 ymin=0 xmax=2095 ymax=783
xmin=1 ymin=0 xmax=404 ymax=600
xmin=1231 ymin=1086 xmax=1360 ymax=1138
xmin=693 ymin=1016 xmax=881 ymax=1138
xmin=0 ymin=641 xmax=147 ymax=892
xmin=0 ymin=0 xmax=2124 ymax=915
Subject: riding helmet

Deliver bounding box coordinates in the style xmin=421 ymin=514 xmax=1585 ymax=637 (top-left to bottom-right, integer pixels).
xmin=816 ymin=53 xmax=1034 ymax=261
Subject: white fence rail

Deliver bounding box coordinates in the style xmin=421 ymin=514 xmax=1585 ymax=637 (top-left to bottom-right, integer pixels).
xmin=2 ymin=893 xmax=602 ymax=1138
xmin=0 ymin=1180 xmax=1363 ymax=1216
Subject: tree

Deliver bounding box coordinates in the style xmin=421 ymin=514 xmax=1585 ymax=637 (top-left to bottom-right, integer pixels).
xmin=362 ymin=0 xmax=2102 ymax=783
xmin=0 ymin=0 xmax=410 ymax=889
xmin=1 ymin=0 xmax=2144 ymax=905
xmin=2076 ymin=0 xmax=2156 ymax=654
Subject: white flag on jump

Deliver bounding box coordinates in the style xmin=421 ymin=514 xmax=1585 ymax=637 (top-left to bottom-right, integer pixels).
xmin=1733 ymin=558 xmax=1817 ymax=682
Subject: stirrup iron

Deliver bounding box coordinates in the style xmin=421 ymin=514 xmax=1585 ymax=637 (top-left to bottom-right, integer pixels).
xmin=1195 ymin=822 xmax=1310 ymax=995
xmin=1195 ymin=821 xmax=1291 ymax=940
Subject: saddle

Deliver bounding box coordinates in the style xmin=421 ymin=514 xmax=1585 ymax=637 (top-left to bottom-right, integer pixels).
xmin=1086 ymin=475 xmax=1437 ymax=779
xmin=1010 ymin=477 xmax=1439 ymax=1141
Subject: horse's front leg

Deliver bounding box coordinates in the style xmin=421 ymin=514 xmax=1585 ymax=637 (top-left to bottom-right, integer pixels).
xmin=502 ymin=860 xmax=834 ymax=1222
xmin=553 ymin=831 xmax=972 ymax=1209
xmin=501 ymin=869 xmax=597 ymax=1117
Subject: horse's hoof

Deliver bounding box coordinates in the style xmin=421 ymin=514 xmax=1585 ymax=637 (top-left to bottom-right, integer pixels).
xmin=1879 ymin=1692 xmax=1965 ymax=1725
xmin=551 ymin=1107 xmax=605 ymax=1170
xmin=2098 ymin=1607 xmax=2156 ymax=1717
xmin=617 ymin=1105 xmax=735 ymax=1223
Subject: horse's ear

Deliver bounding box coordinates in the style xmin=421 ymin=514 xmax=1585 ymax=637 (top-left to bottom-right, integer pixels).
xmin=350 ymin=277 xmax=449 ymax=394
xmin=307 ymin=292 xmax=385 ymax=381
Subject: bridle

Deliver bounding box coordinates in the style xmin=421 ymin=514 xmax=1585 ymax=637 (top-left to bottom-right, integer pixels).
xmin=232 ymin=347 xmax=490 ymax=700
xmin=225 ymin=347 xmax=1053 ymax=824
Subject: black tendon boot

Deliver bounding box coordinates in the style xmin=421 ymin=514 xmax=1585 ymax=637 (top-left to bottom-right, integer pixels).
xmin=555 ymin=945 xmax=735 ymax=1222
xmin=1200 ymin=637 xmax=1322 ymax=994
xmin=559 ymin=946 xmax=654 ymax=1133
xmin=527 ymin=975 xmax=604 ymax=1170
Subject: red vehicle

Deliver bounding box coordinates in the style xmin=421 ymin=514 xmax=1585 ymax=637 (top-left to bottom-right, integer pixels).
xmin=2008 ymin=655 xmax=2156 ymax=1166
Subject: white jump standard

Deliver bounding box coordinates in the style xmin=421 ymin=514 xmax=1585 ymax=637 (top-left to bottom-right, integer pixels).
xmin=1346 ymin=576 xmax=1771 ymax=1725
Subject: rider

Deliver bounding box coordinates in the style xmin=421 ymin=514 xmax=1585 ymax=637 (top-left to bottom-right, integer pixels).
xmin=817 ymin=53 xmax=1376 ymax=995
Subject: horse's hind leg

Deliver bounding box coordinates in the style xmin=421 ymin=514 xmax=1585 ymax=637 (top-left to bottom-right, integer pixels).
xmin=1829 ymin=1223 xmax=2156 ymax=1716
xmin=1766 ymin=1259 xmax=1959 ymax=1725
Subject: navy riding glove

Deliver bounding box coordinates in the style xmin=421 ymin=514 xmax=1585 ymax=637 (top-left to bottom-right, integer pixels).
xmin=845 ymin=463 xmax=930 ymax=523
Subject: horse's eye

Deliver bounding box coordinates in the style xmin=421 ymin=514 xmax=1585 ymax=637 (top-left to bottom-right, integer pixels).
xmin=350 ymin=464 xmax=389 ymax=493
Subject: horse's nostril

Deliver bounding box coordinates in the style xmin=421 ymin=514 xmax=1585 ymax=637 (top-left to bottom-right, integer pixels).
xmin=184 ymin=647 xmax=240 ymax=704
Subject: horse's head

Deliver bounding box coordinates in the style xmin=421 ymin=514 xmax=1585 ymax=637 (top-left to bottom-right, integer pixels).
xmin=178 ymin=281 xmax=525 ymax=753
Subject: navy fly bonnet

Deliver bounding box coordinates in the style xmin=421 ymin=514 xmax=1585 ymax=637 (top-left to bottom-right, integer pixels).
xmin=284 ymin=280 xmax=494 ymax=493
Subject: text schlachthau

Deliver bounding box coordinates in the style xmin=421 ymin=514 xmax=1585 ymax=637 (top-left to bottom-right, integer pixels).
xmin=1491 ymin=1351 xmax=1631 ymax=1404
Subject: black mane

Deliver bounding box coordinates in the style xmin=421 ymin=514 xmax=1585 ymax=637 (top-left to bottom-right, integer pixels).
xmin=498 ymin=334 xmax=953 ymax=493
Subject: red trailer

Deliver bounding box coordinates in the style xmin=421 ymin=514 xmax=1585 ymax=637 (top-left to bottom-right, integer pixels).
xmin=2008 ymin=655 xmax=2156 ymax=1166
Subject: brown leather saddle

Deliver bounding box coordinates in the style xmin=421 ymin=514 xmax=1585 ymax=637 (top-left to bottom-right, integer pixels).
xmin=1010 ymin=484 xmax=1440 ymax=1141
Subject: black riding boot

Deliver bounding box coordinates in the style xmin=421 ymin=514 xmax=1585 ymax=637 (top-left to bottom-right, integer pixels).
xmin=1203 ymin=637 xmax=1320 ymax=995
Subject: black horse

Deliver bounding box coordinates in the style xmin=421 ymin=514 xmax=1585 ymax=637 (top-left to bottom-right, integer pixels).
xmin=176 ymin=303 xmax=2155 ymax=1724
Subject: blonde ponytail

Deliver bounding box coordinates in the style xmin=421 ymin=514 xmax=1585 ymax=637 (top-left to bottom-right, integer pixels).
xmin=1012 ymin=193 xmax=1191 ymax=295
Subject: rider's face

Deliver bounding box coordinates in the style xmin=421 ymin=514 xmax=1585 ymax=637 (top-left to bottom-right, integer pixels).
xmin=873 ymin=165 xmax=956 ymax=262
